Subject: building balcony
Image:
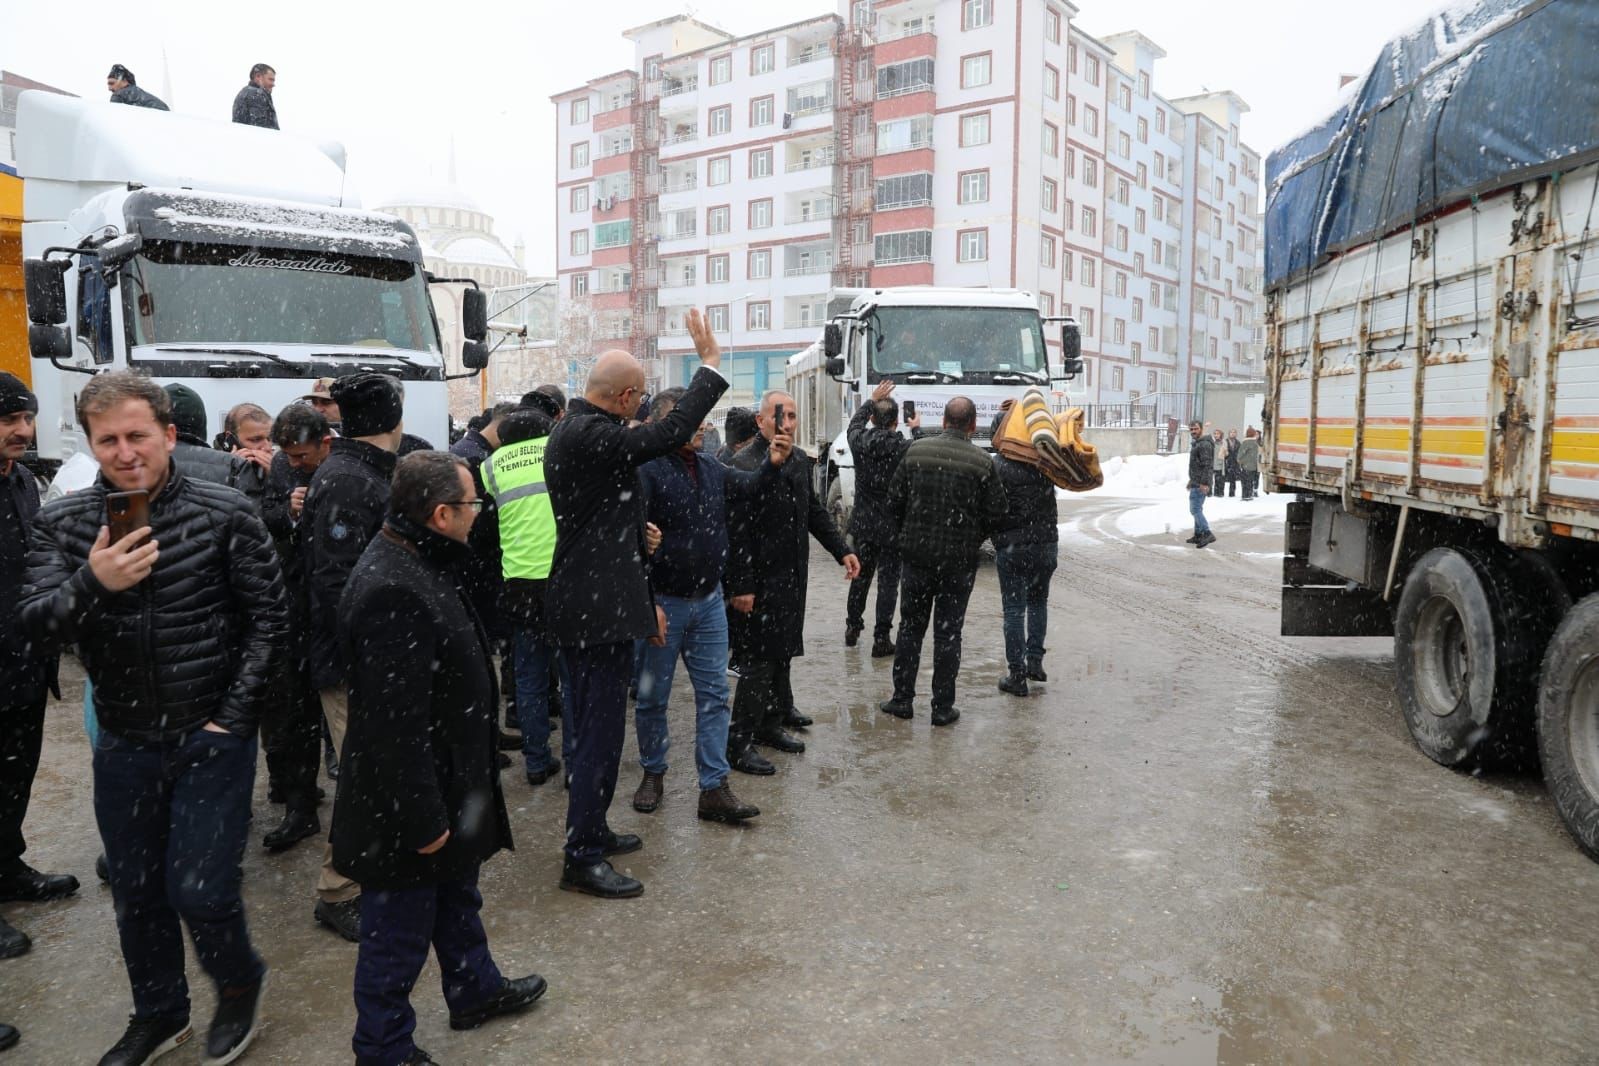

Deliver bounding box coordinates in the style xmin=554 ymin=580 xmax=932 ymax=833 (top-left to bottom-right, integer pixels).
xmin=786 ymin=151 xmax=836 ymax=172
xmin=661 ymin=225 xmax=698 ymax=241
xmin=660 ymin=77 xmax=699 ymax=98
xmin=788 ymin=45 xmax=832 ymax=66
xmin=663 ymin=127 xmax=699 ymax=146
xmin=876 ymin=251 xmax=932 ymax=267
xmin=660 ymin=175 xmax=698 ymax=194
xmin=789 ymin=98 xmax=834 ymax=118
xmin=785 ymin=205 xmax=834 ymax=226
xmin=784 ymin=256 xmax=834 ymax=276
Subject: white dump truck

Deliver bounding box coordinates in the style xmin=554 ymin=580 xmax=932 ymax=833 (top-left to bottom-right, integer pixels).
xmin=1264 ymin=0 xmax=1599 ymax=859
xmin=15 ymin=91 xmax=489 ymax=467
xmin=786 ymin=286 xmax=1081 ymax=529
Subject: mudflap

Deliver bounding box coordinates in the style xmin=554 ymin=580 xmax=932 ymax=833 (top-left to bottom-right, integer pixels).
xmin=1281 ymin=579 xmax=1396 ymax=637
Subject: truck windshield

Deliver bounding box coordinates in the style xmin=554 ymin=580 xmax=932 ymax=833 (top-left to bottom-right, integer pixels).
xmin=123 ymin=241 xmax=441 ymax=354
xmin=868 ymin=306 xmax=1048 ymax=382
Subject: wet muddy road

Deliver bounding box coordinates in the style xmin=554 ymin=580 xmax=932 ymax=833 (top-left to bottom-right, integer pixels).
xmin=4 ymin=492 xmax=1597 ymax=1064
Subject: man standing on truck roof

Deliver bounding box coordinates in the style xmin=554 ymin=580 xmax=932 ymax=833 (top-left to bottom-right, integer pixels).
xmin=232 ymin=64 xmax=279 ymax=130
xmin=106 ymin=65 xmax=168 ymax=111
xmin=1187 ymin=421 xmax=1216 ymax=549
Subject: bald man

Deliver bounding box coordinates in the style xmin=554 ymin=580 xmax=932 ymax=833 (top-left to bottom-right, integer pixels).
xmin=544 ymin=314 xmax=728 ymax=899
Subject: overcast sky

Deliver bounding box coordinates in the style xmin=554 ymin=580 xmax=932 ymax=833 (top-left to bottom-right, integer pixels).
xmin=6 ymin=0 xmax=1447 ymax=275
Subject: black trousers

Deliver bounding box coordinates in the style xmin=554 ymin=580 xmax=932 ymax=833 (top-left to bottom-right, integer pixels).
xmin=729 ymin=657 xmax=793 ymax=747
xmin=845 ymin=538 xmax=901 ymax=643
xmin=262 ymin=654 xmax=322 ymax=813
xmin=563 ymin=641 xmax=632 ymax=864
xmin=1241 ymin=470 xmax=1260 ymax=498
xmin=0 ymin=690 xmax=48 ymax=872
xmin=1212 ymin=470 xmax=1225 ymax=497
xmin=892 ymin=564 xmax=978 ymax=714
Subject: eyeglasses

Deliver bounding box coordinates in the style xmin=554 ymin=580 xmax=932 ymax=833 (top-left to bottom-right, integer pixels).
xmin=442 ymin=500 xmax=485 ymax=512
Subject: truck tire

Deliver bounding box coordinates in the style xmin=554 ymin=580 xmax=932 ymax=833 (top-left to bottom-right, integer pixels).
xmin=1393 ymin=547 xmax=1547 ymax=768
xmin=826 ymin=475 xmax=850 ymax=538
xmin=1537 ymin=594 xmax=1599 ymax=862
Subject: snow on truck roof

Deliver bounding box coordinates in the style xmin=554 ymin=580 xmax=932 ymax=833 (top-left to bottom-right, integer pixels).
xmin=843 ymin=287 xmax=1043 ymax=310
xmin=123 ymin=188 xmax=422 ymax=262
xmin=15 ymin=91 xmax=352 ymax=208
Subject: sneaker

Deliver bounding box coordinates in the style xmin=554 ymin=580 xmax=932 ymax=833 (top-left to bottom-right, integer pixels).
xmin=203 ymin=972 xmax=265 ymax=1065
xmin=313 ymin=897 xmax=361 ymax=943
xmin=97 ymin=1014 xmax=193 ymax=1066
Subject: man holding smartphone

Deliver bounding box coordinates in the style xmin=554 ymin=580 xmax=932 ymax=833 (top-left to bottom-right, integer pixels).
xmin=21 ymin=372 xmax=286 ymax=1066
xmin=843 ymin=379 xmax=920 ymax=657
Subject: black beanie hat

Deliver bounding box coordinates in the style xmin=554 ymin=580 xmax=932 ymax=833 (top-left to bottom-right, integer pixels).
xmin=162 ymin=383 xmax=207 ymax=440
xmin=0 ymin=373 xmax=38 ymax=417
xmin=331 ymin=373 xmax=404 ymax=437
xmin=108 ymin=64 xmax=136 ymax=85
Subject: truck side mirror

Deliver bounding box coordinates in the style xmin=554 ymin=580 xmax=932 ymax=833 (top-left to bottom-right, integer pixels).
xmin=826 ymin=356 xmax=846 ymax=377
xmin=823 ymin=322 xmax=842 ymax=357
xmin=24 ymin=259 xmax=68 ymax=325
xmin=29 ymin=323 xmax=71 ymax=361
xmin=462 ymin=288 xmax=489 ymax=342
xmin=461 ymin=339 xmax=490 ymax=370
xmin=1059 ymin=318 xmax=1084 ymax=379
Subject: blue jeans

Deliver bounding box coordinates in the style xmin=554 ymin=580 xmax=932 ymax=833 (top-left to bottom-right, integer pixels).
xmin=352 ymin=872 xmax=503 ymax=1066
xmin=635 ymin=591 xmax=734 ymax=790
xmin=93 ymin=726 xmax=265 ymax=1021
xmin=1188 ymin=487 xmax=1211 ymax=536
xmin=996 ymin=543 xmax=1057 ymax=672
xmin=512 ymin=627 xmax=570 ymax=776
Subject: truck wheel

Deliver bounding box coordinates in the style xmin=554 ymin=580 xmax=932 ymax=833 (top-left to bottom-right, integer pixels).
xmin=1537 ymin=594 xmax=1599 ymax=862
xmin=1393 ymin=547 xmax=1546 ymax=767
xmin=826 ymin=477 xmax=850 ymax=538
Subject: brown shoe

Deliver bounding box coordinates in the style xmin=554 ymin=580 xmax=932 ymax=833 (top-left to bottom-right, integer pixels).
xmin=632 ymin=770 xmax=665 ymax=813
xmin=697 ymin=782 xmax=759 ymax=823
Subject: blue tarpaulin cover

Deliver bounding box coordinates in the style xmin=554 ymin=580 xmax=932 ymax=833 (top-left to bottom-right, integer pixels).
xmin=1264 ymin=0 xmax=1599 ymax=290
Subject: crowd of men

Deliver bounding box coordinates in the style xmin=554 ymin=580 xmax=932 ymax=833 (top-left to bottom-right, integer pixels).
xmin=0 ymin=306 xmax=1065 ymax=1064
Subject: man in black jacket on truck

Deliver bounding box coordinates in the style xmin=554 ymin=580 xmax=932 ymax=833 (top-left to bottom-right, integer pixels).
xmin=21 ymin=372 xmax=286 ymax=1066
xmin=844 ymin=379 xmax=920 ymax=657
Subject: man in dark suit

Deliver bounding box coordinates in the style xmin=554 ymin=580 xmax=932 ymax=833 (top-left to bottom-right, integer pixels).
xmin=335 ymin=452 xmax=544 ymax=1066
xmin=724 ymin=391 xmax=860 ymax=775
xmin=544 ymin=311 xmax=727 ymax=899
xmin=844 ymin=379 xmax=920 ymax=656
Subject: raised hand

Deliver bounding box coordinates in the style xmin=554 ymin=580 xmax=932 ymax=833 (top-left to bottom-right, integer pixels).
xmin=685 ymin=308 xmax=723 ymax=369
xmin=872 ymin=379 xmax=895 ymax=402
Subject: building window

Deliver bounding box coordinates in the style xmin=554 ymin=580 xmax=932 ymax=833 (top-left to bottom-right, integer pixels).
xmin=1063 ymin=254 xmax=1073 ymax=281
xmin=1041 ymin=292 xmax=1055 ymax=315
xmin=877 ymin=57 xmax=935 ymax=98
xmin=1044 ymin=64 xmax=1060 ymax=101
xmin=1082 ymin=307 xmax=1095 ymax=335
xmin=1112 ymin=366 xmax=1124 ymax=391
xmin=1041 ymin=177 xmax=1058 ymax=211
xmin=750 ymin=148 xmax=773 ymax=178
xmin=571 ymin=98 xmax=590 ymax=124
xmin=1042 ymin=122 xmax=1058 ymax=158
xmin=1066 ymin=94 xmax=1076 ymax=125
xmin=962 ymin=0 xmax=992 ymax=29
xmin=1132 ymin=298 xmax=1144 ymax=323
xmin=709 ymin=55 xmax=732 ymax=85
xmin=571 ymin=229 xmax=589 ymax=255
xmin=958 ymin=229 xmax=988 ymax=262
xmin=1084 ymin=105 xmax=1099 ymax=136
xmin=1120 ymin=132 xmax=1132 ymax=158
xmin=1045 ymin=7 xmax=1061 ymax=43
xmin=1136 ymin=163 xmax=1148 ymax=189
xmin=1041 ymin=234 xmax=1056 ymax=268
xmin=1113 ymin=319 xmax=1126 ymax=344
xmin=1065 ymin=147 xmax=1075 ymax=178
xmin=748 ymin=301 xmax=771 ymax=330
xmin=1063 ymin=198 xmax=1074 ymax=229
xmin=878 ymin=115 xmax=934 ymax=153
xmin=708 ymin=105 xmax=732 ymax=135
xmin=1068 ymin=43 xmax=1078 ymax=73
xmin=749 ymin=249 xmax=771 ymax=278
xmin=1084 ymin=157 xmax=1098 ymax=187
xmin=1114 ymin=271 xmax=1127 ymax=298
xmin=594 ymin=220 xmax=632 ymax=248
xmin=876 ymin=172 xmax=933 ymax=208
xmin=751 ymin=43 xmax=775 ymax=75
xmin=1086 ymin=55 xmax=1100 ymax=86
xmin=1135 ymin=208 xmax=1147 ymax=234
xmin=571 ymin=272 xmax=589 ymax=297
xmin=708 ymin=304 xmax=729 ymax=331
xmin=1118 ymin=83 xmax=1132 ymax=111
xmin=708 ymin=156 xmax=731 ymax=186
xmin=959 ymin=112 xmax=990 ymax=147
xmin=751 ymin=96 xmax=774 ymax=126
xmin=571 ymin=142 xmax=590 ymax=168
xmin=707 ymin=205 xmax=730 ymax=235
xmin=874 ymin=230 xmax=933 ymax=265
xmin=1082 ymin=256 xmax=1096 ymax=286
xmin=749 ymin=198 xmax=772 ymax=228
xmin=958 ymin=170 xmax=990 ymax=204
xmin=571 ymin=186 xmax=590 ymax=212
xmin=961 ymin=53 xmax=992 ymax=89
xmin=708 ymin=254 xmax=730 ymax=283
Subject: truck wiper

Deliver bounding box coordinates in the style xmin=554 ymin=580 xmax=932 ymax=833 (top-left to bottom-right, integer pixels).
xmin=904 ymin=371 xmax=962 ymax=384
xmin=157 ymin=345 xmax=292 ymax=366
xmin=312 ymin=352 xmax=419 ymax=367
xmin=989 ymin=371 xmax=1042 ymax=385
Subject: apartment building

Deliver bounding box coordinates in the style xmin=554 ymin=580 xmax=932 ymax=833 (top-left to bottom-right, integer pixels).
xmin=551 ymin=2 xmax=1266 ymax=409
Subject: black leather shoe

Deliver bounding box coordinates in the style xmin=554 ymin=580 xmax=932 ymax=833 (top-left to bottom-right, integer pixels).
xmin=998 ymin=673 xmax=1029 ymax=697
xmin=0 ymin=915 xmax=29 ymax=959
xmin=844 ymin=625 xmax=862 ymax=647
xmin=0 ymin=865 xmax=79 ymax=903
xmin=263 ymin=808 xmax=320 ymax=853
xmin=931 ymin=706 xmax=961 ymax=727
xmin=559 ymin=860 xmax=643 ymax=899
xmin=1025 ymin=659 xmax=1047 ymax=683
xmin=313 ymin=897 xmax=361 ymax=943
xmin=526 ymin=759 xmax=562 ymax=788
xmin=753 ymin=729 xmax=805 ymax=754
xmin=496 ymin=729 xmax=522 ymax=751
xmin=782 ymin=708 xmax=814 ymax=729
xmin=600 ymin=833 xmax=642 ymax=858
xmin=0 ymin=1022 xmax=17 ymax=1051
xmin=879 ymin=698 xmax=914 ymax=720
xmin=870 ymin=640 xmax=896 ymax=659
xmin=400 ymin=1047 xmax=439 ymax=1065
xmin=728 ymin=744 xmax=775 ymax=776
xmin=97 ymin=1013 xmax=192 ymax=1066
xmin=449 ymin=974 xmax=547 ymax=1031
xmin=95 ymin=853 xmax=110 ymax=884
xmin=205 ymin=972 xmax=265 ymax=1064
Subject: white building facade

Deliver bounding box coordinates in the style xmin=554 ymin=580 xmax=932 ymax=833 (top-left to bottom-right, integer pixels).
xmin=551 ymin=2 xmax=1266 ymax=411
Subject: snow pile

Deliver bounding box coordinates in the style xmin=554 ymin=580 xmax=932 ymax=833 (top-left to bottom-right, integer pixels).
xmin=1060 ymin=452 xmax=1191 ymax=501
xmin=1111 ymin=493 xmax=1291 ymax=540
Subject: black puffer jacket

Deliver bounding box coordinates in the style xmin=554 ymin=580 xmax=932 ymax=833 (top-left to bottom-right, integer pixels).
xmin=20 ymin=466 xmax=288 ymax=741
xmin=174 ymin=437 xmax=264 ymax=504
xmin=110 ymin=84 xmax=169 ymax=110
xmin=992 ymin=455 xmax=1059 ymax=549
xmin=303 ymin=437 xmax=396 ymax=689
xmin=1 ymin=462 xmax=51 ymax=699
xmin=845 ymin=401 xmax=912 ymax=547
xmin=231 ymin=83 xmax=278 ymax=129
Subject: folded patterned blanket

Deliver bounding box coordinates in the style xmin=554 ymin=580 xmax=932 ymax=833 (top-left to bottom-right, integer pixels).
xmin=994 ymin=389 xmax=1103 ymax=492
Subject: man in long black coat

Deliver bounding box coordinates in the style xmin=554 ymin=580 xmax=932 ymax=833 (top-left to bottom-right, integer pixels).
xmin=725 ymin=390 xmax=860 ymax=775
xmin=544 ymin=312 xmax=727 ymax=899
xmin=844 ymin=379 xmax=920 ymax=656
xmin=334 ymin=452 xmax=544 ymax=1066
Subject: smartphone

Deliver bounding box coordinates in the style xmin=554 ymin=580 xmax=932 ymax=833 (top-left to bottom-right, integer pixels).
xmin=105 ymin=489 xmax=151 ymax=546
xmin=902 ymin=399 xmax=916 ymax=423
xmin=774 ymin=403 xmax=786 ymax=437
